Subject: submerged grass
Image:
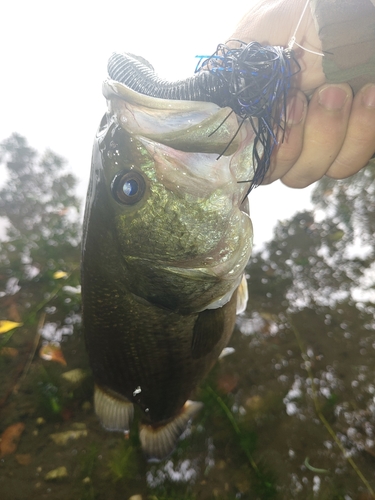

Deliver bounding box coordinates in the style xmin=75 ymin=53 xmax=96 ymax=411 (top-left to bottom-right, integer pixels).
xmin=77 ymin=444 xmax=100 ymax=500
xmin=108 ymin=439 xmax=140 ymax=482
xmin=204 ymin=384 xmax=277 ymax=499
xmin=80 ymin=443 xmax=100 ymax=478
xmin=34 ymin=365 xmax=65 ymax=419
xmin=288 ymin=315 xmax=375 ymax=498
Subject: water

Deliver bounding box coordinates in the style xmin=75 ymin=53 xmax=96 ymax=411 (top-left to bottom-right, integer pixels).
xmin=1 ymin=264 xmax=375 ymax=499
xmin=1 ymin=135 xmax=375 ymax=499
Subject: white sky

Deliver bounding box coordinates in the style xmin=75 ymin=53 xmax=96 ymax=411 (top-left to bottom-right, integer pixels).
xmin=0 ymin=0 xmax=313 ymax=249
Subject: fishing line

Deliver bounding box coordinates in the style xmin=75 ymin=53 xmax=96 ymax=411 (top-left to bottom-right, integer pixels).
xmin=287 ymin=0 xmax=325 ymax=56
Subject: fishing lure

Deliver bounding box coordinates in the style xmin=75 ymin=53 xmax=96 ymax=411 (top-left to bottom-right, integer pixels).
xmin=195 ymin=41 xmax=299 ymax=189
xmin=107 ymin=42 xmax=299 ymax=192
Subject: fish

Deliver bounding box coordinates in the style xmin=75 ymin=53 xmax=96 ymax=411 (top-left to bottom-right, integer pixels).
xmin=81 ymin=72 xmax=255 ymax=461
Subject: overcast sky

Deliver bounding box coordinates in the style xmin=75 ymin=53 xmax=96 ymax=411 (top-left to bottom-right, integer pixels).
xmin=1 ymin=0 xmax=313 ymax=248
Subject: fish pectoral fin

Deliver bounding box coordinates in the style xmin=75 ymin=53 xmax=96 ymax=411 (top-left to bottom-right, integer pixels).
xmin=139 ymin=400 xmax=203 ymax=462
xmin=191 ymin=307 xmax=225 ymax=359
xmin=94 ymin=384 xmax=134 ymax=432
xmin=236 ymin=274 xmax=248 ymax=314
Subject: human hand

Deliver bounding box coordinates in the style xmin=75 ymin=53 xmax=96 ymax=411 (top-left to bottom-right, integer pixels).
xmin=263 ymin=83 xmax=375 ymax=187
xmin=229 ymin=0 xmax=325 ymax=93
xmin=230 ymin=0 xmax=375 ymax=187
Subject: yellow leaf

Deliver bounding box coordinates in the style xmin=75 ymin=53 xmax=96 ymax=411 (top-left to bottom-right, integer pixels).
xmin=0 ymin=321 xmax=23 ymax=334
xmin=53 ymin=271 xmax=68 ymax=279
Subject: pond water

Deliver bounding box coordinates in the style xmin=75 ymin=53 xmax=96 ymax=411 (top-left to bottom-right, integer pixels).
xmin=1 ymin=136 xmax=375 ymax=499
xmin=1 ymin=262 xmax=375 ymax=500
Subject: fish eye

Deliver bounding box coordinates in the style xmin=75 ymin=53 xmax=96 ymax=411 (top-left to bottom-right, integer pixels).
xmin=111 ymin=170 xmax=146 ymax=205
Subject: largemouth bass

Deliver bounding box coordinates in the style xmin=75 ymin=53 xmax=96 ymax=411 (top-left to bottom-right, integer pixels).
xmin=82 ymin=75 xmax=255 ymax=461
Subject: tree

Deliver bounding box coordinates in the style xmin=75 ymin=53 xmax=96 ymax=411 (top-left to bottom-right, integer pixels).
xmin=247 ymin=163 xmax=375 ymax=314
xmin=0 ymin=133 xmax=81 ymax=281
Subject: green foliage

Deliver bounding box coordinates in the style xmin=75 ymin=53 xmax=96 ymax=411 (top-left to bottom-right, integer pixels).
xmin=35 ymin=368 xmax=64 ymax=419
xmin=108 ymin=440 xmax=140 ymax=482
xmin=78 ymin=444 xmax=100 ymax=500
xmin=203 ymin=385 xmax=277 ymax=498
xmin=80 ymin=444 xmax=100 ymax=478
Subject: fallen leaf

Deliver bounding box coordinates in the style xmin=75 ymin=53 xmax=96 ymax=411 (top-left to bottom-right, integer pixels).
xmin=61 ymin=368 xmax=87 ymax=383
xmin=0 ymin=347 xmax=19 ymax=357
xmin=0 ymin=320 xmax=23 ymax=334
xmin=53 ymin=271 xmax=68 ymax=279
xmin=0 ymin=422 xmax=25 ymax=458
xmin=15 ymin=453 xmax=31 ymax=465
xmin=39 ymin=343 xmax=67 ymax=366
xmin=49 ymin=429 xmax=87 ymax=445
xmin=44 ymin=466 xmax=68 ymax=481
xmin=7 ymin=302 xmax=22 ymax=322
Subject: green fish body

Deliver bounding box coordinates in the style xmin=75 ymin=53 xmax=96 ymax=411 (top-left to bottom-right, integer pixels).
xmin=82 ymin=80 xmax=255 ymax=460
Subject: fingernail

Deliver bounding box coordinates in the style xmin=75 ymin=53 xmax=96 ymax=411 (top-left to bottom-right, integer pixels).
xmin=286 ymin=94 xmax=305 ymax=125
xmin=361 ymin=84 xmax=375 ymax=108
xmin=318 ymin=85 xmax=348 ymax=110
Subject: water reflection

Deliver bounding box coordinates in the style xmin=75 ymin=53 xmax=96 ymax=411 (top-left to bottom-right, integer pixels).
xmin=147 ymin=459 xmax=198 ymax=487
xmin=1 ymin=135 xmax=375 ymax=499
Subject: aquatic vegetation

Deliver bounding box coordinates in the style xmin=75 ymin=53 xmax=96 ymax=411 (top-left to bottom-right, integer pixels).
xmin=36 ymin=377 xmax=63 ymax=417
xmin=107 ymin=440 xmax=140 ymax=482
xmin=290 ymin=316 xmax=375 ymax=498
xmin=204 ymin=385 xmax=277 ymax=499
xmin=79 ymin=444 xmax=100 ymax=478
xmin=77 ymin=444 xmax=100 ymax=500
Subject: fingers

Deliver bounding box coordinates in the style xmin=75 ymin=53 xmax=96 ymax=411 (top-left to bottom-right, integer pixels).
xmin=280 ymin=84 xmax=353 ymax=188
xmin=262 ymin=90 xmax=307 ymax=184
xmin=261 ymin=82 xmax=375 ymax=188
xmin=326 ymin=83 xmax=375 ymax=178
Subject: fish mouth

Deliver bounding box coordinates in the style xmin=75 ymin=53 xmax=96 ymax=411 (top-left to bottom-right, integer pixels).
xmin=103 ymin=78 xmax=256 ymax=201
xmin=103 ymin=78 xmax=251 ymax=157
